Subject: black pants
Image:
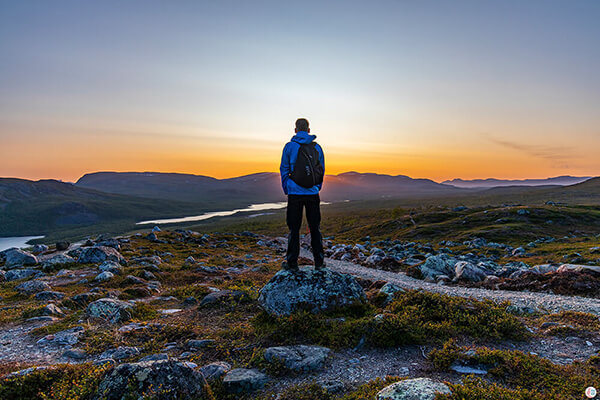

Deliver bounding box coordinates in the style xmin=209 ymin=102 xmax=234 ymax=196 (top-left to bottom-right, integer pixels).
xmin=286 ymin=194 xmax=324 ymax=267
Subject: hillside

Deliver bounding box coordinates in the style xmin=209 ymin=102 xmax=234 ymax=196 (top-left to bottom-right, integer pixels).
xmin=443 ymin=175 xmax=591 ymax=188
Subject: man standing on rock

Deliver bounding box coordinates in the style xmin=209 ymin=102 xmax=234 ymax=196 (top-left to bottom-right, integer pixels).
xmin=280 ymin=118 xmax=325 ymax=272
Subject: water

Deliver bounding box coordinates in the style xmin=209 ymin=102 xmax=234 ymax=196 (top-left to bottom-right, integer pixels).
xmin=136 ymin=202 xmax=288 ymax=225
xmin=0 ymin=236 xmax=45 ymax=252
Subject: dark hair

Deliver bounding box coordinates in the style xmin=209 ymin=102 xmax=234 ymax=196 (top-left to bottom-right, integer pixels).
xmin=295 ymin=118 xmax=309 ymax=131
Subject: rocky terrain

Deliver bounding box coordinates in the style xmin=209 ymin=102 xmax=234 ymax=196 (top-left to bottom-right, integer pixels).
xmin=0 ymin=226 xmax=598 ymax=399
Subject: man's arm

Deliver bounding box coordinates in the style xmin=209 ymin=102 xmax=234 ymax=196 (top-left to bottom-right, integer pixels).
xmin=317 ymin=143 xmax=325 ymax=190
xmin=280 ymin=143 xmax=291 ymax=195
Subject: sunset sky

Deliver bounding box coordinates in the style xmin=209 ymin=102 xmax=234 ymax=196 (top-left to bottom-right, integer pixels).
xmin=1 ymin=1 xmax=599 ymax=182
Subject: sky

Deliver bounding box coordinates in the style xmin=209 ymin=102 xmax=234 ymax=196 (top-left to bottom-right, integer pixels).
xmin=1 ymin=0 xmax=599 ymax=182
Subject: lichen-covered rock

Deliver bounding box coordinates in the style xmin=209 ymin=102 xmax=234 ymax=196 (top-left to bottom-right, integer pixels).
xmin=258 ymin=267 xmax=365 ymax=316
xmin=5 ymin=268 xmax=43 ymax=281
xmin=198 ymin=361 xmax=231 ymax=381
xmin=376 ymin=377 xmax=451 ymax=400
xmin=95 ymin=271 xmax=114 ymax=282
xmin=264 ymin=345 xmax=330 ymax=372
xmin=100 ymin=346 xmax=140 ymax=361
xmin=222 ymin=368 xmax=268 ymax=393
xmin=418 ymin=255 xmax=457 ymax=281
xmin=78 ymin=246 xmax=125 ymax=265
xmin=200 ymin=289 xmax=249 ymax=306
xmin=16 ymin=280 xmax=51 ymax=294
xmin=557 ymin=264 xmax=600 ymax=274
xmin=378 ymin=282 xmax=404 ymax=305
xmin=41 ymin=254 xmax=76 ymax=269
xmin=86 ymin=298 xmax=133 ymax=323
xmin=453 ymin=261 xmax=487 ymax=282
xmin=34 ymin=290 xmax=66 ymax=301
xmin=2 ymin=248 xmax=38 ymax=268
xmin=95 ymin=360 xmax=205 ymax=400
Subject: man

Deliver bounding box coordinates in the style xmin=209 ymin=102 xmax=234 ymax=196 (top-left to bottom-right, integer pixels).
xmin=279 ymin=118 xmax=325 ymax=272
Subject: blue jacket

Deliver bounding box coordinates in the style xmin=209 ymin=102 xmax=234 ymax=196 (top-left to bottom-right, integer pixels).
xmin=280 ymin=131 xmax=325 ymax=195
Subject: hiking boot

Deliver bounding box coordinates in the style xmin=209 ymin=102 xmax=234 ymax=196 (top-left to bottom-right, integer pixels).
xmin=314 ymin=261 xmax=326 ymax=271
xmin=281 ymin=261 xmax=299 ymax=273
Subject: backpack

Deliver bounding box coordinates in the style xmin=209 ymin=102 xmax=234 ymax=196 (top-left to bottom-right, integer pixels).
xmin=290 ymin=142 xmax=324 ymax=188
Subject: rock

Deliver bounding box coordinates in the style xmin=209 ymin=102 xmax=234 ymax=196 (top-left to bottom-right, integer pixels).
xmin=517 ymin=209 xmax=530 ymax=215
xmin=454 ymin=261 xmax=487 ymax=282
xmin=100 ymin=346 xmax=140 ymax=360
xmin=264 ymin=345 xmax=330 ymax=372
xmin=377 ymin=377 xmax=451 ymax=400
xmin=98 ymin=261 xmax=124 ymax=275
xmin=199 ymin=290 xmax=249 ymax=306
xmin=366 ymin=254 xmax=384 ymax=266
xmin=557 ymin=264 xmax=600 ymax=274
xmin=183 ymin=296 xmax=198 ymax=306
xmin=37 ymin=326 xmax=84 ymax=346
xmin=63 ymin=349 xmax=87 ymax=359
xmin=450 ymin=363 xmax=489 ymax=375
xmin=78 ymin=246 xmax=125 ymax=265
xmin=6 ymin=366 xmax=48 ymax=378
xmin=418 ymin=255 xmax=457 ymax=281
xmin=5 ymin=268 xmax=43 ymax=281
xmin=152 ymin=226 xmax=161 ymax=232
xmin=16 ymin=280 xmax=51 ymax=294
xmin=198 ymin=361 xmax=231 ymax=381
xmin=258 ymin=267 xmax=365 ymax=316
xmin=95 ymin=271 xmax=114 ymax=282
xmin=124 ymin=275 xmax=145 ymax=285
xmin=512 ymin=247 xmax=526 ymax=256
xmin=378 ymin=283 xmax=404 ymax=305
xmin=33 ymin=244 xmax=49 ymax=254
xmin=222 ymin=368 xmax=268 ymax=393
xmin=506 ymin=305 xmax=538 ymax=315
xmin=2 ymin=248 xmax=38 ymax=268
xmin=56 ymin=241 xmax=70 ymax=251
xmin=42 ymin=303 xmax=65 ymax=316
xmin=95 ymin=360 xmax=205 ymax=399
xmin=530 ymin=264 xmax=559 ymax=274
xmin=139 ymin=353 xmax=169 ymax=362
xmin=41 ymin=254 xmax=76 ymax=270
xmin=141 ymin=270 xmax=157 ymax=280
xmin=35 ymin=290 xmax=65 ymax=301
xmin=96 ymin=239 xmax=121 ymax=250
xmin=187 ymin=339 xmax=215 ymax=350
xmin=86 ymin=298 xmax=133 ymax=323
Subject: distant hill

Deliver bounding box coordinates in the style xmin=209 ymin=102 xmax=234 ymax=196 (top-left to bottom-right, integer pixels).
xmin=443 ymin=176 xmax=591 ymax=188
xmin=0 ymin=178 xmax=212 ymax=239
xmin=76 ymin=171 xmax=462 ymax=203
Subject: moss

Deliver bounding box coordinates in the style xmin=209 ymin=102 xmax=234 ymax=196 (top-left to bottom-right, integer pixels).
xmin=436 ymin=377 xmax=545 ymax=400
xmin=129 ymin=302 xmax=159 ymax=321
xmin=340 ymin=376 xmax=403 ymax=400
xmin=277 ymin=381 xmax=333 ymax=400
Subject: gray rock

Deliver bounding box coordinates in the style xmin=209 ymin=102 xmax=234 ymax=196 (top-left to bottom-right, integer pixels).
xmin=2 ymin=248 xmax=38 ymax=268
xmin=41 ymin=254 xmax=75 ymax=269
xmin=37 ymin=326 xmax=84 ymax=346
xmin=506 ymin=305 xmax=538 ymax=315
xmin=16 ymin=280 xmax=51 ymax=294
xmin=222 ymin=368 xmax=268 ymax=393
xmin=454 ymin=261 xmax=487 ymax=282
xmin=557 ymin=264 xmax=600 ymax=274
xmin=63 ymin=349 xmax=87 ymax=360
xmin=450 ymin=363 xmax=489 ymax=375
xmin=139 ymin=353 xmax=169 ymax=362
xmin=187 ymin=339 xmax=215 ymax=350
xmin=198 ymin=361 xmax=231 ymax=381
xmin=141 ymin=270 xmax=157 ymax=280
xmin=86 ymin=298 xmax=133 ymax=323
xmin=264 ymin=345 xmax=330 ymax=372
xmin=200 ymin=290 xmax=249 ymax=306
xmin=42 ymin=303 xmax=64 ymax=316
xmin=5 ymin=268 xmax=43 ymax=281
xmin=512 ymin=247 xmax=526 ymax=256
xmin=6 ymin=366 xmax=48 ymax=378
xmin=35 ymin=290 xmax=66 ymax=301
xmin=378 ymin=282 xmax=404 ymax=305
xmin=124 ymin=275 xmax=146 ymax=285
xmin=78 ymin=246 xmax=125 ymax=265
xmin=98 ymin=261 xmax=124 ymax=275
xmin=100 ymin=346 xmax=140 ymax=361
xmin=95 ymin=271 xmax=115 ymax=282
xmin=33 ymin=244 xmax=49 ymax=254
xmin=56 ymin=241 xmax=70 ymax=251
xmin=95 ymin=360 xmax=205 ymax=400
xmin=530 ymin=264 xmax=559 ymax=274
xmin=258 ymin=267 xmax=365 ymax=316
xmin=418 ymin=255 xmax=457 ymax=281
xmin=377 ymin=377 xmax=451 ymax=400
xmin=365 ymin=254 xmax=384 ymax=266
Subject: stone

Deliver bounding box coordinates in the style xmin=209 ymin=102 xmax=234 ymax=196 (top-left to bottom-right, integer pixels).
xmin=198 ymin=361 xmax=231 ymax=381
xmin=42 ymin=303 xmax=64 ymax=316
xmin=16 ymin=280 xmax=51 ymax=294
xmin=139 ymin=353 xmax=169 ymax=362
xmin=56 ymin=241 xmax=70 ymax=251
xmin=78 ymin=246 xmax=125 ymax=265
xmin=2 ymin=248 xmax=38 ymax=268
xmin=199 ymin=290 xmax=249 ymax=306
xmin=95 ymin=271 xmax=114 ymax=282
xmin=183 ymin=296 xmax=198 ymax=306
xmin=378 ymin=282 xmax=404 ymax=305
xmin=124 ymin=275 xmax=146 ymax=285
xmin=377 ymin=377 xmax=451 ymax=400
xmin=100 ymin=346 xmax=141 ymax=361
xmin=86 ymin=298 xmax=133 ymax=323
xmin=264 ymin=345 xmax=330 ymax=372
xmin=557 ymin=264 xmax=600 ymax=274
xmin=63 ymin=349 xmax=87 ymax=360
xmin=187 ymin=339 xmax=215 ymax=350
xmin=33 ymin=244 xmax=49 ymax=254
xmin=34 ymin=290 xmax=65 ymax=301
xmin=258 ymin=267 xmax=365 ymax=316
xmin=95 ymin=360 xmax=205 ymax=400
xmin=37 ymin=326 xmax=84 ymax=346
xmin=41 ymin=254 xmax=76 ymax=270
xmin=450 ymin=364 xmax=489 ymax=375
xmin=98 ymin=261 xmax=124 ymax=275
xmin=141 ymin=270 xmax=157 ymax=280
xmin=5 ymin=268 xmax=43 ymax=281
xmin=530 ymin=264 xmax=559 ymax=274
xmin=222 ymin=368 xmax=268 ymax=393
xmin=418 ymin=255 xmax=457 ymax=281
xmin=454 ymin=261 xmax=487 ymax=282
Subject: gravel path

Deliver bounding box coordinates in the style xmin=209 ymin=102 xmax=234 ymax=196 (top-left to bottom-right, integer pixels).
xmin=308 ymin=253 xmax=600 ymax=316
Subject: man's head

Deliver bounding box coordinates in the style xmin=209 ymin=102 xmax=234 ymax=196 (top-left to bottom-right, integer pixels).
xmin=295 ymin=118 xmax=310 ymax=133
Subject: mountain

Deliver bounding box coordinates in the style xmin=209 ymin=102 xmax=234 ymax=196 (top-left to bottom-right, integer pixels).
xmin=443 ymin=176 xmax=591 ymax=188
xmin=0 ymin=178 xmax=212 ymax=239
xmin=76 ymin=171 xmax=462 ymax=203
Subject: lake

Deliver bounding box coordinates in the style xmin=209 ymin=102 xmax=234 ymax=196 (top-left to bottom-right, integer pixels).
xmin=136 ymin=202 xmax=288 ymax=225
xmin=0 ymin=236 xmax=45 ymax=252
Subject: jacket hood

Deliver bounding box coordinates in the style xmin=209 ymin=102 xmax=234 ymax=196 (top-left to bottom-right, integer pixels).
xmin=291 ymin=131 xmax=317 ymax=144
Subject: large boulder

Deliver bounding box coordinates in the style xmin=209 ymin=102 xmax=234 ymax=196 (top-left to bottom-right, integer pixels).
xmin=86 ymin=298 xmax=133 ymax=323
xmin=557 ymin=264 xmax=600 ymax=274
xmin=41 ymin=254 xmax=76 ymax=269
xmin=258 ymin=267 xmax=365 ymax=316
xmin=222 ymin=368 xmax=268 ymax=393
xmin=16 ymin=280 xmax=52 ymax=294
xmin=95 ymin=360 xmax=205 ymax=400
xmin=264 ymin=345 xmax=330 ymax=372
xmin=78 ymin=246 xmax=125 ymax=265
xmin=198 ymin=361 xmax=231 ymax=381
xmin=5 ymin=268 xmax=43 ymax=281
xmin=377 ymin=377 xmax=451 ymax=400
xmin=418 ymin=255 xmax=457 ymax=281
xmin=2 ymin=248 xmax=38 ymax=268
xmin=453 ymin=261 xmax=487 ymax=282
